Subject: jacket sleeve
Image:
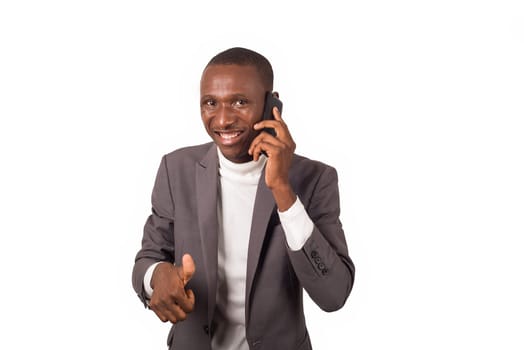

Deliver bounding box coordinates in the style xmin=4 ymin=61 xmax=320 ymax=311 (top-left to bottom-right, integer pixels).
xmin=131 ymin=155 xmax=175 ymax=306
xmin=287 ymin=166 xmax=355 ymax=312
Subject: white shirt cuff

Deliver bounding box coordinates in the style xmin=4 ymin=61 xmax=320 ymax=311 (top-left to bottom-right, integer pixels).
xmin=278 ymin=197 xmax=314 ymax=251
xmin=143 ymin=262 xmax=163 ymax=299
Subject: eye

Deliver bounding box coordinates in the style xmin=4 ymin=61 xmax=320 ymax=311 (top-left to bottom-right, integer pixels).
xmin=202 ymin=99 xmax=216 ymax=108
xmin=233 ymin=99 xmax=248 ymax=107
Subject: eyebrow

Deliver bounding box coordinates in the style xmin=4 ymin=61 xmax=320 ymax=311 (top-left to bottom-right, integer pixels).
xmin=200 ymin=93 xmax=250 ymax=101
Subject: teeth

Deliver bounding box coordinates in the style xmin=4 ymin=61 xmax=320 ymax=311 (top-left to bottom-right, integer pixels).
xmin=219 ymin=132 xmax=240 ymax=139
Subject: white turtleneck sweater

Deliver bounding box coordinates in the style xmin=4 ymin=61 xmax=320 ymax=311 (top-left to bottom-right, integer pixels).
xmin=144 ymin=148 xmax=314 ymax=349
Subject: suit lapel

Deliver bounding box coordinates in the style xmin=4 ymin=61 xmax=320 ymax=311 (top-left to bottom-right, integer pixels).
xmin=245 ymin=168 xmax=276 ymax=317
xmin=195 ymin=144 xmax=219 ymax=326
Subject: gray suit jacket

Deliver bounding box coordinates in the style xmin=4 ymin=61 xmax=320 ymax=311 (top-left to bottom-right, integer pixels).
xmin=132 ymin=142 xmax=355 ymax=350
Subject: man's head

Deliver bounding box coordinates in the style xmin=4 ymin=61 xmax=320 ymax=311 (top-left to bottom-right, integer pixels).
xmin=200 ymin=47 xmax=275 ymax=163
xmin=206 ymin=47 xmax=274 ymax=91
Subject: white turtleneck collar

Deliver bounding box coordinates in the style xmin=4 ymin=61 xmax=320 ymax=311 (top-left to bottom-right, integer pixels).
xmin=217 ymin=148 xmax=267 ymax=185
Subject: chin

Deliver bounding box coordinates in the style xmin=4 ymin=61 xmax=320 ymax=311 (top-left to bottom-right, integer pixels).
xmin=219 ymin=147 xmax=252 ymax=163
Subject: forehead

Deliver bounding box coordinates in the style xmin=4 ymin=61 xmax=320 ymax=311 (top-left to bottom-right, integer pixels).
xmin=200 ymin=64 xmax=265 ymax=96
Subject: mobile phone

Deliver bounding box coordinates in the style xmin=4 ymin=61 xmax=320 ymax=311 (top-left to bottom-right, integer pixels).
xmin=261 ymin=92 xmax=283 ymax=137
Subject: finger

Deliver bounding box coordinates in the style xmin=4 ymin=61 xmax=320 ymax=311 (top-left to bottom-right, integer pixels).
xmin=169 ymin=286 xmax=195 ymax=313
xmin=249 ymin=133 xmax=283 ymax=159
xmin=255 ymin=134 xmax=284 ymax=150
xmin=254 ymin=119 xmax=289 ymax=139
xmin=253 ymin=119 xmax=280 ymax=131
xmin=152 ymin=297 xmax=189 ymax=323
xmin=184 ymin=289 xmax=196 ymax=313
xmin=168 ymin=303 xmax=188 ymax=322
xmin=248 ymin=132 xmax=271 ymax=159
xmin=251 ymin=141 xmax=282 ymax=159
xmin=181 ymin=254 xmax=195 ymax=285
xmin=151 ymin=305 xmax=175 ymax=323
xmin=153 ymin=309 xmax=168 ymax=323
xmin=186 ymin=289 xmax=195 ymax=303
xmin=272 ymin=106 xmax=283 ymax=122
xmin=270 ymin=107 xmax=291 ymax=136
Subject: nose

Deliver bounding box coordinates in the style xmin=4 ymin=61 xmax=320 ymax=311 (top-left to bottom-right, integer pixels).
xmin=215 ymin=104 xmax=235 ymax=128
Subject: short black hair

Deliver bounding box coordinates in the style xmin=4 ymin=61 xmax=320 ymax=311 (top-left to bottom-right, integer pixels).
xmin=206 ymin=47 xmax=274 ymax=91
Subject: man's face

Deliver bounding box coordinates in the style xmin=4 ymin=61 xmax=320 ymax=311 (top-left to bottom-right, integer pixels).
xmin=200 ymin=64 xmax=266 ymax=163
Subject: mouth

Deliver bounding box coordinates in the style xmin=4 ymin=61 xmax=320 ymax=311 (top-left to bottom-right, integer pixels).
xmin=214 ymin=130 xmax=244 ymax=145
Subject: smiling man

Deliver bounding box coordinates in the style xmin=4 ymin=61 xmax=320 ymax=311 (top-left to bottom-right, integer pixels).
xmin=132 ymin=47 xmax=355 ymax=350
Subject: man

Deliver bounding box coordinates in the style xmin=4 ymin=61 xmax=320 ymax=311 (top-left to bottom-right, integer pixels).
xmin=132 ymin=47 xmax=355 ymax=350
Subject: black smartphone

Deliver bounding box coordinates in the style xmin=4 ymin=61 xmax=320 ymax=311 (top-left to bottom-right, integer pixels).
xmin=261 ymin=92 xmax=283 ymax=137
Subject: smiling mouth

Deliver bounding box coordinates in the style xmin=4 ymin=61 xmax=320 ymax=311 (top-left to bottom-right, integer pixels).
xmin=215 ymin=130 xmax=244 ymax=144
xmin=217 ymin=131 xmax=241 ymax=139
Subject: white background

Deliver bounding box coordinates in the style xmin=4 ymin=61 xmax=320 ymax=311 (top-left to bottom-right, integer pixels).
xmin=1 ymin=1 xmax=523 ymax=349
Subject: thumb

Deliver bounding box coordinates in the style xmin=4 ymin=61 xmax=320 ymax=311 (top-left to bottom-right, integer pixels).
xmin=181 ymin=253 xmax=196 ymax=285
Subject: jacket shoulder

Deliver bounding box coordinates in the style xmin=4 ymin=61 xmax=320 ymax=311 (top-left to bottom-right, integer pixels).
xmin=292 ymin=153 xmax=337 ymax=175
xmin=163 ymin=142 xmax=215 ymax=165
xmin=290 ymin=154 xmax=340 ymax=203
